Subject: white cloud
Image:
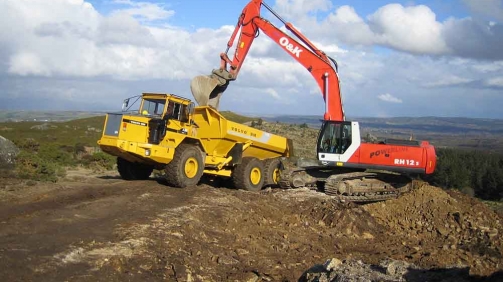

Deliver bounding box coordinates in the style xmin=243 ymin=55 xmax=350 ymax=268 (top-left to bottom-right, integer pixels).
xmin=484 ymin=76 xmax=503 ymax=87
xmin=272 ymin=1 xmax=503 ymax=60
xmin=368 ymin=4 xmax=449 ymax=54
xmin=8 ymin=52 xmax=49 ymax=76
xmin=264 ymin=88 xmax=281 ymax=99
xmin=96 ymin=13 xmax=157 ymax=46
xmin=472 ymin=61 xmax=503 ymax=73
xmin=323 ymin=6 xmax=376 ymax=45
xmin=378 ymin=93 xmax=403 ymax=103
xmin=0 ymin=0 xmax=232 ymax=80
xmin=424 ymin=75 xmax=473 ymax=88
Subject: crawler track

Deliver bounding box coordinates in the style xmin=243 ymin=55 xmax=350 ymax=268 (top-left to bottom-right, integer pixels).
xmin=279 ymin=170 xmax=412 ymax=203
xmin=324 ymin=172 xmax=411 ymax=203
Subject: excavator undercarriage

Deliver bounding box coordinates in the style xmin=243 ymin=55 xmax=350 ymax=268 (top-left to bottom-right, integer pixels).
xmin=277 ymin=165 xmax=415 ymax=203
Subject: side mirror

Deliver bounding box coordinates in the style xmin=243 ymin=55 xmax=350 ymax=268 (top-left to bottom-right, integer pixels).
xmin=122 ymin=98 xmax=130 ymax=111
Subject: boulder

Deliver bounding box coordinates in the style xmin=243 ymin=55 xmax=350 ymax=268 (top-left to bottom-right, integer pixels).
xmin=0 ymin=135 xmax=20 ymax=169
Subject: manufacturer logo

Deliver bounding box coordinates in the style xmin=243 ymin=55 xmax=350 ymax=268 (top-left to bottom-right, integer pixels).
xmin=279 ymin=37 xmax=302 ymax=58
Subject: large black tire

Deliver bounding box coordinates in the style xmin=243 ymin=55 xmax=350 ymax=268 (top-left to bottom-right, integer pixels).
xmin=165 ymin=144 xmax=204 ymax=188
xmin=232 ymin=157 xmax=264 ymax=191
xmin=117 ymin=157 xmax=153 ymax=180
xmin=263 ymin=158 xmax=282 ymax=187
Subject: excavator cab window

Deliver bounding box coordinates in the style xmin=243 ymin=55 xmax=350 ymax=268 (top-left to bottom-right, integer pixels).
xmin=317 ymin=121 xmax=352 ymax=154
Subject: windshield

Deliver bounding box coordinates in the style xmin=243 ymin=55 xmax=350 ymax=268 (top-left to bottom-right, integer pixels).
xmin=141 ymin=99 xmax=166 ymax=116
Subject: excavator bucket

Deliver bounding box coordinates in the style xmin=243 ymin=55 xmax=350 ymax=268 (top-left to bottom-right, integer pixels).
xmin=190 ymin=75 xmax=224 ymax=109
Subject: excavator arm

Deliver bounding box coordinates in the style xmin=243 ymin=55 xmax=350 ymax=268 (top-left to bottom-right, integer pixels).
xmin=190 ymin=0 xmax=345 ymax=121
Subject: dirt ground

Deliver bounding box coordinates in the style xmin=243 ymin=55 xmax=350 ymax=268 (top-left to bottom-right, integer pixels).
xmin=0 ymin=169 xmax=502 ymax=281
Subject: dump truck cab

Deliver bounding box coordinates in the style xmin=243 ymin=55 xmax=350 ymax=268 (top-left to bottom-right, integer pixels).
xmin=99 ymin=93 xmax=196 ymax=165
xmin=98 ymin=93 xmax=293 ymax=191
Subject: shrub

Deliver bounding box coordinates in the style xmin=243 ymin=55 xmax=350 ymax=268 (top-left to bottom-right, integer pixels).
xmin=14 ymin=151 xmax=65 ymax=182
xmin=15 ymin=138 xmax=40 ymax=152
xmin=38 ymin=144 xmax=75 ymax=166
xmin=82 ymin=152 xmax=116 ymax=170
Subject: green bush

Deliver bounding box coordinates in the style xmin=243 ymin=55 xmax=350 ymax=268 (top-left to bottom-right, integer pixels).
xmin=38 ymin=143 xmax=75 ymax=166
xmin=15 ymin=138 xmax=40 ymax=152
xmin=81 ymin=152 xmax=116 ymax=170
xmin=14 ymin=151 xmax=65 ymax=182
xmin=427 ymin=148 xmax=503 ymax=200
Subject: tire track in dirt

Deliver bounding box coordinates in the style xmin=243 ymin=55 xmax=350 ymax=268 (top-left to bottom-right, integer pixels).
xmin=0 ymin=176 xmax=200 ymax=281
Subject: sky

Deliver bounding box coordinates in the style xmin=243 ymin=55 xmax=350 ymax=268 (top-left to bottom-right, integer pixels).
xmin=0 ymin=0 xmax=502 ymax=118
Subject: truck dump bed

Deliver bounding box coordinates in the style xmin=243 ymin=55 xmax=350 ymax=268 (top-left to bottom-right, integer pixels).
xmin=192 ymin=106 xmax=293 ymax=160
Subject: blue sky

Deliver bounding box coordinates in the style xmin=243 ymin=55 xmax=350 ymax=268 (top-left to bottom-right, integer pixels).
xmin=89 ymin=0 xmax=474 ymax=28
xmin=102 ymin=1 xmax=476 ymax=25
xmin=0 ymin=0 xmax=502 ymax=118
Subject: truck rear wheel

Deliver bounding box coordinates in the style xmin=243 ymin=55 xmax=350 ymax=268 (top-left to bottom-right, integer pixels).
xmin=165 ymin=144 xmax=204 ymax=188
xmin=117 ymin=157 xmax=153 ymax=180
xmin=263 ymin=158 xmax=282 ymax=187
xmin=232 ymin=157 xmax=264 ymax=191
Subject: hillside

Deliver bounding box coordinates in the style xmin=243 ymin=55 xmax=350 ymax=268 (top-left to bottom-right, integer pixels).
xmin=0 ymin=116 xmax=106 ymax=148
xmin=0 ymin=110 xmax=502 ymax=281
xmin=0 ymin=110 xmax=105 ymax=122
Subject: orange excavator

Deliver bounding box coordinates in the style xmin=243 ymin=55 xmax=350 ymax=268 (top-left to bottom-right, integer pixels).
xmin=191 ymin=0 xmax=436 ymax=202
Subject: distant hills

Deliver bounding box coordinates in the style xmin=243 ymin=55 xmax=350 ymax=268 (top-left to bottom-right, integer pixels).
xmin=262 ymin=115 xmax=503 ymax=153
xmin=262 ymin=115 xmax=503 ymax=135
xmin=1 ymin=110 xmax=502 ymax=153
xmin=0 ymin=111 xmax=107 ymax=122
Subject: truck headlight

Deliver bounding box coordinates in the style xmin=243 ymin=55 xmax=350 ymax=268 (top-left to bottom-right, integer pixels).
xmin=145 ymin=149 xmax=151 ymax=156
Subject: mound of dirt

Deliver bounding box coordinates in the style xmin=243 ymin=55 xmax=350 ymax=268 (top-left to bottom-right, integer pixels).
xmin=363 ymin=183 xmax=503 ymax=276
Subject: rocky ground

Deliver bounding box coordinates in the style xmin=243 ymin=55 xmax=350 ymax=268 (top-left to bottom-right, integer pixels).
xmin=0 ymin=169 xmax=502 ymax=281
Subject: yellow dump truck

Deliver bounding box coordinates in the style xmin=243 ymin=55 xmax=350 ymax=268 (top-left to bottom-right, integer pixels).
xmin=97 ymin=93 xmax=293 ymax=191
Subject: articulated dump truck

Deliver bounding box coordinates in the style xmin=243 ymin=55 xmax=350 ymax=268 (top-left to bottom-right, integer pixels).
xmin=98 ymin=93 xmax=293 ymax=191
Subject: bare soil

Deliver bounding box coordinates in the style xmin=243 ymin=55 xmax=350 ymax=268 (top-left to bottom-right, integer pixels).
xmin=0 ymin=169 xmax=502 ymax=281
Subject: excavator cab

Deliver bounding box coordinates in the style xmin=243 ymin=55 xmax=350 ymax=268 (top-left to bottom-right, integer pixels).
xmin=317 ymin=121 xmax=358 ymax=162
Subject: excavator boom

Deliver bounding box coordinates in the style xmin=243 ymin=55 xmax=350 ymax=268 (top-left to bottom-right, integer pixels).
xmin=190 ymin=0 xmax=344 ymax=121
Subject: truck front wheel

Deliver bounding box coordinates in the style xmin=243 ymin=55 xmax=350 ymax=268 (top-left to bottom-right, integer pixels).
xmin=165 ymin=144 xmax=204 ymax=188
xmin=117 ymin=157 xmax=153 ymax=180
xmin=232 ymin=157 xmax=264 ymax=191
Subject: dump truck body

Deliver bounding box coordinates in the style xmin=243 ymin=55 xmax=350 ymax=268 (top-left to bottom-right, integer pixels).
xmin=98 ymin=93 xmax=292 ymax=190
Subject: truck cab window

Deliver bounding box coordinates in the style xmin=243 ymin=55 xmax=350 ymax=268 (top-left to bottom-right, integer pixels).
xmin=141 ymin=99 xmax=165 ymax=116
